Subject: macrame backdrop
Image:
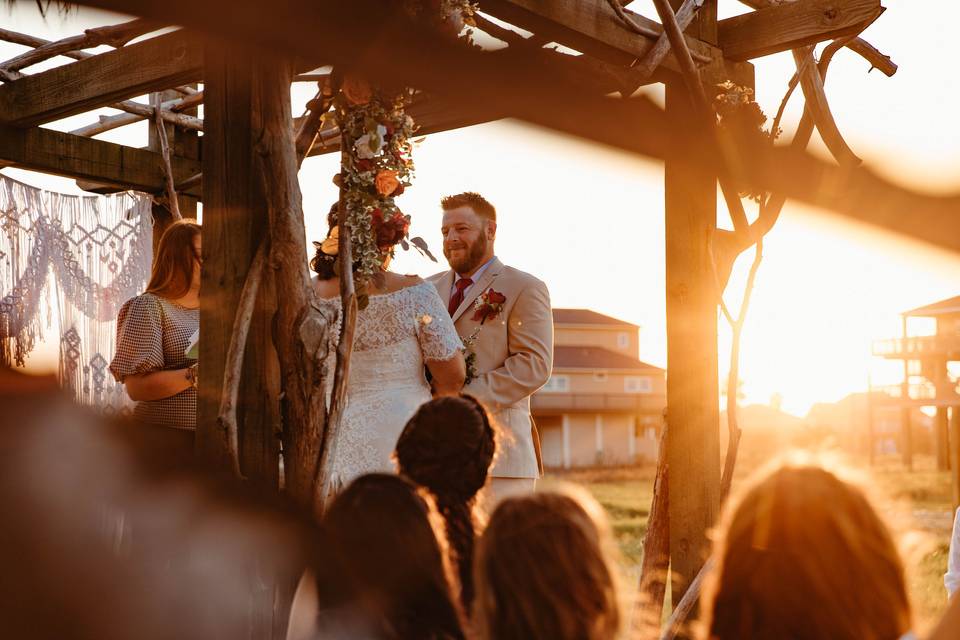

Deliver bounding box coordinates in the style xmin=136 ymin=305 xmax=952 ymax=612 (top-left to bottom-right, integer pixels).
xmin=0 ymin=174 xmax=153 ymax=413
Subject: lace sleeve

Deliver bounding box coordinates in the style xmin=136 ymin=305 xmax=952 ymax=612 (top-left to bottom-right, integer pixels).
xmin=413 ymin=283 xmax=463 ymax=362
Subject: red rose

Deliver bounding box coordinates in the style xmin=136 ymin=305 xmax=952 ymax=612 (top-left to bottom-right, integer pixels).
xmin=487 ymin=290 xmax=506 ymax=304
xmin=356 ymin=158 xmax=373 ymax=172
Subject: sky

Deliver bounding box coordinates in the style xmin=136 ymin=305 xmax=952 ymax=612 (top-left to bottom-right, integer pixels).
xmin=3 ymin=0 xmax=960 ymax=416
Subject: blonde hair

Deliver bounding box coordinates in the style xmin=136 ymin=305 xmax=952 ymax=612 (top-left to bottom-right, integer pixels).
xmin=473 ymin=487 xmax=621 ymax=640
xmin=700 ymin=461 xmax=911 ymax=640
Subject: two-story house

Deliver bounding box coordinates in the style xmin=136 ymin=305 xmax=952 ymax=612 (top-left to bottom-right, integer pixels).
xmin=533 ymin=309 xmax=666 ymax=469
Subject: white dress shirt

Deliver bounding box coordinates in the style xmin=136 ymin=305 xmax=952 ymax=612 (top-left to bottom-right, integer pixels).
xmin=449 ymin=256 xmax=497 ymax=308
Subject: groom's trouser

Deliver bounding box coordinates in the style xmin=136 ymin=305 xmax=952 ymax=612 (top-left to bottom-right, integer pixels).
xmin=482 ymin=477 xmax=537 ymax=514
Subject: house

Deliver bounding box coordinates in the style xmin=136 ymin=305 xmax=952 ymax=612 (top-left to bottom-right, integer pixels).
xmin=533 ymin=309 xmax=665 ymax=469
xmin=872 ymin=294 xmax=960 ymax=469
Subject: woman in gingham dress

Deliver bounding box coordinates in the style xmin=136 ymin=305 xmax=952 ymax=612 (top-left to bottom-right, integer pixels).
xmin=110 ymin=220 xmax=201 ymax=452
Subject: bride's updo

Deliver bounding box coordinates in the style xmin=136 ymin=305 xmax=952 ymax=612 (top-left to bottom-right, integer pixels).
xmin=310 ymin=202 xmax=341 ymax=281
xmin=394 ymin=395 xmax=497 ymax=613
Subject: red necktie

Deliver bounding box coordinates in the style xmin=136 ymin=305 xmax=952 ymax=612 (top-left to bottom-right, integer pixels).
xmin=448 ymin=277 xmax=473 ymax=316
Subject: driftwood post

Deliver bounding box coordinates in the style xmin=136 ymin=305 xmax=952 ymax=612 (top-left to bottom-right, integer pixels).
xmin=637 ymin=425 xmax=670 ymax=639
xmin=250 ymin=52 xmax=329 ymax=512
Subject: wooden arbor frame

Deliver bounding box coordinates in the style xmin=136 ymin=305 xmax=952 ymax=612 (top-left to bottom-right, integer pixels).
xmin=5 ymin=0 xmax=954 ymax=618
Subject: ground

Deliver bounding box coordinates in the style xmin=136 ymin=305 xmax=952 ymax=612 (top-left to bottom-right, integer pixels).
xmin=544 ymin=454 xmax=954 ymax=634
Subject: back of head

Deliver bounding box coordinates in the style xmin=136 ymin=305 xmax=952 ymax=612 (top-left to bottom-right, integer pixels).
xmin=474 ymin=488 xmax=621 ymax=640
xmin=701 ymin=462 xmax=911 ymax=640
xmin=146 ymin=219 xmax=201 ymax=299
xmin=317 ymin=474 xmax=465 ymax=640
xmin=395 ymin=395 xmax=497 ymax=613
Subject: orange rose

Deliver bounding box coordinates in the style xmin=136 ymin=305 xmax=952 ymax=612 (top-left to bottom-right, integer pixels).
xmin=375 ymin=170 xmax=401 ymax=196
xmin=342 ymin=75 xmax=372 ymax=106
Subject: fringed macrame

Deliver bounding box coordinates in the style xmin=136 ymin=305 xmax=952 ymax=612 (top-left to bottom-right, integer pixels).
xmin=0 ymin=174 xmax=152 ymax=413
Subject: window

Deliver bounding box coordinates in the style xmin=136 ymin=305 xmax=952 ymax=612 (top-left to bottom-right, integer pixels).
xmin=593 ymin=371 xmax=608 ymax=382
xmin=624 ymin=376 xmax=652 ymax=394
xmin=617 ymin=332 xmax=630 ymax=349
xmin=542 ymin=375 xmax=570 ymax=393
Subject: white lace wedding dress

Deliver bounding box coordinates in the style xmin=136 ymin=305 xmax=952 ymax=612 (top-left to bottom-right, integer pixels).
xmin=317 ymin=280 xmax=462 ymax=488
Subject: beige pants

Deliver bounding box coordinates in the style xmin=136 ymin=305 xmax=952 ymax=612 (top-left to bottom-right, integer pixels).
xmin=480 ymin=477 xmax=537 ymax=516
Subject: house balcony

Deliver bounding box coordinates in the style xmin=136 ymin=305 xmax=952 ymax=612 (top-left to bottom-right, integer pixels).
xmin=871 ymin=382 xmax=959 ymax=407
xmin=872 ymin=335 xmax=960 ymax=360
xmin=531 ymin=392 xmax=665 ymax=415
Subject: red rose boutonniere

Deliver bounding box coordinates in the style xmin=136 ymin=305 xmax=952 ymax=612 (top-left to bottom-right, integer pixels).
xmin=472 ymin=288 xmax=507 ymax=324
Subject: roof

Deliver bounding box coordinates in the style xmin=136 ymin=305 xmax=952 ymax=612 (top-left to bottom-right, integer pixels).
xmin=554 ymin=346 xmax=662 ymax=371
xmin=905 ymin=295 xmax=960 ymax=317
xmin=553 ymin=308 xmax=638 ymax=327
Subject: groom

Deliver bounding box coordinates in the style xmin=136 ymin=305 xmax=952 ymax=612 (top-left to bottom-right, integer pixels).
xmin=428 ymin=192 xmax=554 ymax=502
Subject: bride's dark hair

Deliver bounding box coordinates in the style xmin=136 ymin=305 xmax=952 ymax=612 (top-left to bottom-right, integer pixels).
xmin=313 ymin=473 xmax=466 ymax=639
xmin=394 ymin=395 xmax=497 ymax=614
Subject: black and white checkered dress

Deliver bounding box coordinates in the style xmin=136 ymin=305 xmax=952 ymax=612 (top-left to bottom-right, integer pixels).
xmin=109 ymin=293 xmax=198 ymax=430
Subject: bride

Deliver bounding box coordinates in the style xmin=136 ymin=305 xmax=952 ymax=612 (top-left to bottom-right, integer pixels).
xmin=311 ymin=205 xmax=466 ymax=488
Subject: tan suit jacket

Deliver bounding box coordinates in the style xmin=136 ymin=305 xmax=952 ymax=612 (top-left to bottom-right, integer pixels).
xmin=429 ymin=258 xmax=553 ymax=478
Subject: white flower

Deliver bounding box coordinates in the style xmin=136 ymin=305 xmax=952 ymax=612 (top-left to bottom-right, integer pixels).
xmin=420 ymin=314 xmax=433 ymax=325
xmin=354 ymin=125 xmax=388 ymax=159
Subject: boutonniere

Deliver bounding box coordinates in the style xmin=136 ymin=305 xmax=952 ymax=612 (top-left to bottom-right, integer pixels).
xmin=472 ymin=288 xmax=507 ymax=324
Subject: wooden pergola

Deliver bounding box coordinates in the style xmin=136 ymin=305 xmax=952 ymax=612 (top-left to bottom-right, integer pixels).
xmin=4 ymin=0 xmax=957 ymax=627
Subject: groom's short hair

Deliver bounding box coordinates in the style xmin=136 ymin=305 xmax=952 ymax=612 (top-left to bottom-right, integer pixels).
xmin=441 ymin=192 xmax=496 ymax=222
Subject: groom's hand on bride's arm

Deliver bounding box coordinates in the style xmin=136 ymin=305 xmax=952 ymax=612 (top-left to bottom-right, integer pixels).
xmin=472 ymin=280 xmax=553 ymax=408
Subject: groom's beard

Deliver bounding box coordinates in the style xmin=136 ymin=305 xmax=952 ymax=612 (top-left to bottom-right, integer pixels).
xmin=444 ymin=233 xmax=488 ymax=275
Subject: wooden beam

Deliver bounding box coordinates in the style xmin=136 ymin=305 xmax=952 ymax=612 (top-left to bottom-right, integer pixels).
xmin=0 ymin=123 xmax=200 ymax=194
xmin=719 ymin=0 xmax=883 ymax=60
xmin=0 ymin=30 xmax=202 ymax=127
xmin=480 ymin=0 xmax=721 ymax=74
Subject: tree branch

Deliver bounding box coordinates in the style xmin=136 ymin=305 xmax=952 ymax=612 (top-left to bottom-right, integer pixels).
xmin=152 ymin=93 xmax=181 ymax=220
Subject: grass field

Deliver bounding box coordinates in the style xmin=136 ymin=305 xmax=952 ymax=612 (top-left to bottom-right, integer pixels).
xmin=544 ymin=455 xmax=954 ymax=634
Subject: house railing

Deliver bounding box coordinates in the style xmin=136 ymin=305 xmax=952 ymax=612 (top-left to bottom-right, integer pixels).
xmin=872 ymin=335 xmax=960 ymax=358
xmin=531 ymin=392 xmax=664 ymax=413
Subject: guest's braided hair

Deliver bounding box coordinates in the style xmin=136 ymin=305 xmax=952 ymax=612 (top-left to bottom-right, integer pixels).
xmin=395 ymin=395 xmax=497 ymax=614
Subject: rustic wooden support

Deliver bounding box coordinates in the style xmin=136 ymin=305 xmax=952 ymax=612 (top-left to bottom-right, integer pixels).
xmin=734 ymin=0 xmax=896 ymax=75
xmin=198 ymin=46 xmax=282 ymax=491
xmin=659 ymin=559 xmax=713 ymax=640
xmin=71 ymin=94 xmax=204 ymax=137
xmin=634 ymin=0 xmax=705 ymax=79
xmin=637 ymin=426 xmax=670 ymax=639
xmin=0 ymin=30 xmax=202 ymax=127
xmin=481 ymin=0 xmax=721 ymax=74
xmin=216 ymin=240 xmax=268 ymax=479
xmin=0 ymin=122 xmax=200 ymax=192
xmin=153 ymin=94 xmax=182 ymax=221
xmin=0 ymin=18 xmax=159 ymax=73
xmin=791 ymin=45 xmax=860 ymax=165
xmin=718 ymin=0 xmax=882 ymax=60
xmin=250 ymin=52 xmax=329 ymax=513
xmin=937 ymin=406 xmax=950 ymax=472
xmin=663 ymin=75 xmax=721 ymax=604
xmin=314 ymin=194 xmax=357 ymax=511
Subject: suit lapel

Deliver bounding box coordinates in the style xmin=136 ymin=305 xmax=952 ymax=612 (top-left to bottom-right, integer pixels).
xmin=435 ymin=270 xmax=456 ymax=307
xmin=452 ymin=257 xmax=503 ymax=324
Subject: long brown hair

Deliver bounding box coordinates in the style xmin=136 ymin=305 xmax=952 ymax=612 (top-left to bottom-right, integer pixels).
xmin=700 ymin=462 xmax=911 ymax=640
xmin=314 ymin=474 xmax=465 ymax=640
xmin=146 ymin=220 xmax=200 ymax=299
xmin=395 ymin=395 xmax=497 ymax=614
xmin=474 ymin=488 xmax=621 ymax=640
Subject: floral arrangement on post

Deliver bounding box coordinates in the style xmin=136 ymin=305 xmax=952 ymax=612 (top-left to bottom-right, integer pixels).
xmin=713 ymin=81 xmax=780 ymax=204
xmin=326 ymin=2 xmax=477 ymax=309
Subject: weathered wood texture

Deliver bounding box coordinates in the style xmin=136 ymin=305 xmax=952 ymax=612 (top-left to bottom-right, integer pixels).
xmin=0 ymin=30 xmax=202 ymax=127
xmin=637 ymin=426 xmax=670 ymax=639
xmin=250 ymin=53 xmax=329 ymax=515
xmin=0 ymin=123 xmax=199 ymax=193
xmin=664 ymin=78 xmax=721 ymax=604
xmin=481 ymin=0 xmax=720 ymax=73
xmin=937 ymin=406 xmax=950 ymax=472
xmin=719 ymin=0 xmax=882 ymax=60
xmin=198 ymin=45 xmax=280 ymax=487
